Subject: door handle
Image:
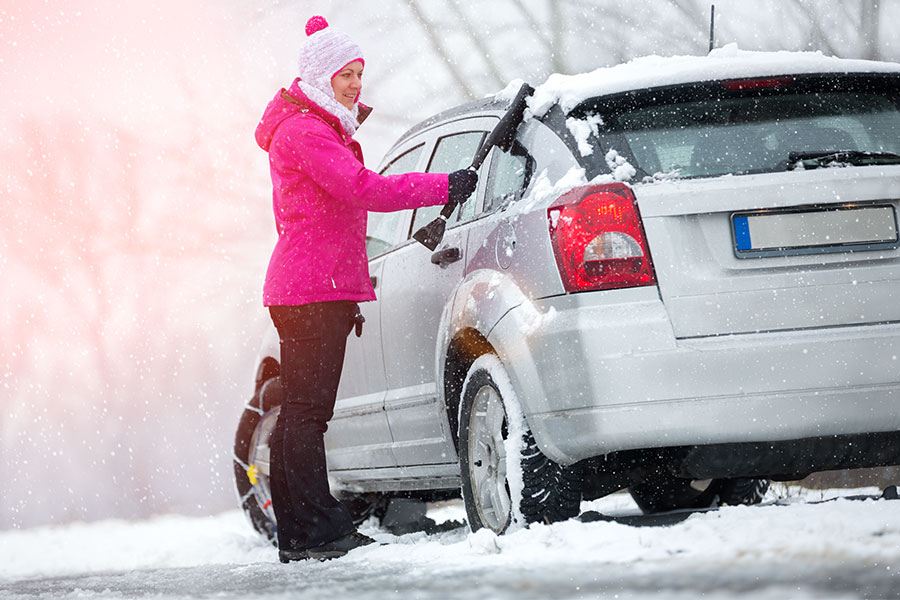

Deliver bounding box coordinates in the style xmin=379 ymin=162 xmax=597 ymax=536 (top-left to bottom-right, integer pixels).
xmin=430 ymin=246 xmax=462 ymax=267
xmin=370 ymin=275 xmax=378 ymax=287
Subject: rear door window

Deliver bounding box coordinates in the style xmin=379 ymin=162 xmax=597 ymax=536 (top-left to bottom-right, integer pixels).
xmin=367 ymin=145 xmax=424 ymax=257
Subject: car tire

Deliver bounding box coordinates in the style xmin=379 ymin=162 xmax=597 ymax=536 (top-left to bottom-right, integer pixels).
xmin=233 ymin=375 xmax=391 ymax=541
xmin=629 ymin=476 xmax=770 ymax=514
xmin=718 ymin=477 xmax=770 ymax=506
xmin=233 ymin=375 xmax=282 ymax=544
xmin=458 ymin=355 xmax=582 ymax=534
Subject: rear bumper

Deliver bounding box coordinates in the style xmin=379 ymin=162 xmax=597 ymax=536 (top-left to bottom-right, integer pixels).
xmin=489 ymin=287 xmax=900 ymax=465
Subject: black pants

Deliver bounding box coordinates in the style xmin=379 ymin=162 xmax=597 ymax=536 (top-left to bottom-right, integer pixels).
xmin=268 ymin=301 xmax=359 ymax=551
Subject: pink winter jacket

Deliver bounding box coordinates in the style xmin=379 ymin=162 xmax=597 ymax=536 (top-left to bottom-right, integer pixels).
xmin=256 ymin=79 xmax=449 ymax=306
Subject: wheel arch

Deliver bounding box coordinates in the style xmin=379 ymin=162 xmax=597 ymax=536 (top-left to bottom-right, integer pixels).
xmin=443 ymin=327 xmax=495 ymax=452
xmin=437 ymin=268 xmax=537 ymax=454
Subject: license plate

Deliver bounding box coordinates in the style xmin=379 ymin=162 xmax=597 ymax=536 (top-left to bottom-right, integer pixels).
xmin=732 ymin=204 xmax=899 ymax=258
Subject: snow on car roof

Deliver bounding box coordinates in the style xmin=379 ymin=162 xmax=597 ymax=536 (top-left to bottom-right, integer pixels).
xmin=526 ymin=43 xmax=900 ymax=117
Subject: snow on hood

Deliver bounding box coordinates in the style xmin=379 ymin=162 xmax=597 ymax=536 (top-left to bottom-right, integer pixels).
xmin=527 ymin=44 xmax=900 ymax=117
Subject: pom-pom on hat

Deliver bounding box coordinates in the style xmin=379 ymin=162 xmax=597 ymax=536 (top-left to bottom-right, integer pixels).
xmin=305 ymin=15 xmax=329 ymax=36
xmin=298 ymin=16 xmax=365 ymax=98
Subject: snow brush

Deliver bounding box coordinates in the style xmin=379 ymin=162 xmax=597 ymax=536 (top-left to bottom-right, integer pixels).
xmin=413 ymin=82 xmax=535 ymax=251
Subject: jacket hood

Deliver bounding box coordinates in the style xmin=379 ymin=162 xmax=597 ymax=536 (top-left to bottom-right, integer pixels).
xmin=255 ymin=78 xmax=373 ymax=152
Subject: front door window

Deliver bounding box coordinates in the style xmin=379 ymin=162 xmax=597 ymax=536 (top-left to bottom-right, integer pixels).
xmin=410 ymin=131 xmax=486 ymax=234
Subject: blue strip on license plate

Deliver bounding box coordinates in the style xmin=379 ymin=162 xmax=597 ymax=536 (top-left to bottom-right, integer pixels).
xmin=732 ymin=204 xmax=899 ymax=258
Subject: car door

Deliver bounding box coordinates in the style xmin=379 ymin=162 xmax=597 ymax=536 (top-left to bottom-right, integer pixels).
xmin=379 ymin=118 xmax=496 ymax=466
xmin=327 ymin=144 xmax=428 ymax=471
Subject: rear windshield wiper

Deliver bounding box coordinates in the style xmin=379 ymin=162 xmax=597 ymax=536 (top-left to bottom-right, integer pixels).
xmin=787 ymin=150 xmax=900 ymax=170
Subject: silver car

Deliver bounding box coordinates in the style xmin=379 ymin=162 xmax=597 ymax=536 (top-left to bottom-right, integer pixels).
xmin=235 ymin=50 xmax=900 ymax=537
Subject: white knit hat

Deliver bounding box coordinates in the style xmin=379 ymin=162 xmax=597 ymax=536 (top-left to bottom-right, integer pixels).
xmin=295 ymin=16 xmax=365 ymax=136
xmin=298 ymin=16 xmax=365 ymax=101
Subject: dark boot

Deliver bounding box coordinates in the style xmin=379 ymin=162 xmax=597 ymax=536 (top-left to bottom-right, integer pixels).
xmin=278 ymin=547 xmax=309 ymax=563
xmin=305 ymin=531 xmax=377 ymax=561
xmin=278 ymin=531 xmax=378 ymax=563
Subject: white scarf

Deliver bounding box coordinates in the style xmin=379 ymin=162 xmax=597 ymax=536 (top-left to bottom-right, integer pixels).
xmin=297 ymin=80 xmax=360 ymax=138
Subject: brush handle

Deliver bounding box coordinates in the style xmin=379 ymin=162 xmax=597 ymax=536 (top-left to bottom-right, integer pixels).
xmin=438 ymin=199 xmax=457 ymax=220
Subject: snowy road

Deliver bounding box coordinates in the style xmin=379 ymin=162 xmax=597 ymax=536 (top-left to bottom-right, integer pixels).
xmin=2 ymin=487 xmax=898 ymax=600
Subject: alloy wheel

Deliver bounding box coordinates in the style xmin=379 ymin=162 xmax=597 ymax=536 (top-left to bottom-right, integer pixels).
xmin=467 ymin=384 xmax=511 ymax=533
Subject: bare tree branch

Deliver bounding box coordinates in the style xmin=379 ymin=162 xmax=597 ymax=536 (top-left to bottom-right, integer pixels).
xmin=549 ymin=0 xmax=566 ymax=72
xmin=447 ymin=0 xmax=505 ymax=88
xmin=791 ymin=0 xmax=841 ymax=56
xmin=509 ymin=0 xmax=564 ymax=73
xmin=860 ymin=0 xmax=881 ymax=60
xmin=669 ymin=0 xmax=711 ymax=51
xmin=405 ymin=0 xmax=477 ymax=98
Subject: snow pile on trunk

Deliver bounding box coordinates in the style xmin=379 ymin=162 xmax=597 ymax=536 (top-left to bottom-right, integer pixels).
xmin=565 ymin=114 xmax=604 ymax=157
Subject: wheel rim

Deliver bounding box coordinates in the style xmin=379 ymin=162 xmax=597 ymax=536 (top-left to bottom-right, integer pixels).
xmin=248 ymin=408 xmax=279 ymax=526
xmin=468 ymin=384 xmax=511 ymax=533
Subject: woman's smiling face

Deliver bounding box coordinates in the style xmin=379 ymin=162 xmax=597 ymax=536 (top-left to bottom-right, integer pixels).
xmin=331 ymin=60 xmax=363 ymax=110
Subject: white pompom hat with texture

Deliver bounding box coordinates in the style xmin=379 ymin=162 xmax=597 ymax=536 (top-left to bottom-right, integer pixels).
xmin=298 ymin=16 xmax=365 ymax=100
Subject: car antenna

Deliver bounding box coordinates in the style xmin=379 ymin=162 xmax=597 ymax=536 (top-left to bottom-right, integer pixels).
xmin=708 ymin=4 xmax=716 ymax=53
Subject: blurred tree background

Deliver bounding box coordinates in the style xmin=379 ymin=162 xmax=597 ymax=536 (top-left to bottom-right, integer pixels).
xmin=1 ymin=0 xmax=897 ymax=528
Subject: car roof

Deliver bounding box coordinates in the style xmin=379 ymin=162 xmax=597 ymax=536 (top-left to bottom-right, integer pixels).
xmin=382 ymin=47 xmax=900 ymax=161
xmin=528 ymin=45 xmax=900 ymax=117
xmin=390 ymin=95 xmax=509 ymax=150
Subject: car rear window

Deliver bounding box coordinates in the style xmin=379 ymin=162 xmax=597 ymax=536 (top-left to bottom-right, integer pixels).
xmin=574 ymin=75 xmax=900 ymax=180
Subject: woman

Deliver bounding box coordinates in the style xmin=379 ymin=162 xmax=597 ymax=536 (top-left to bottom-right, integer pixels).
xmin=254 ymin=16 xmax=477 ymax=563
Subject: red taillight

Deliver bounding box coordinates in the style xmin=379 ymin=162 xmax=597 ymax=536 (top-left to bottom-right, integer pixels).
xmin=547 ymin=183 xmax=656 ymax=293
xmin=721 ymin=76 xmax=794 ymax=90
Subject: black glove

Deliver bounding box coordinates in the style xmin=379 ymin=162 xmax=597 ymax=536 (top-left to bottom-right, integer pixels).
xmin=448 ymin=169 xmax=478 ymax=205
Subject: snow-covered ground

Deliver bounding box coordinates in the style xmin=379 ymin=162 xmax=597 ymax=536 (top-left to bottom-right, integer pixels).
xmin=2 ymin=486 xmax=898 ymax=600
